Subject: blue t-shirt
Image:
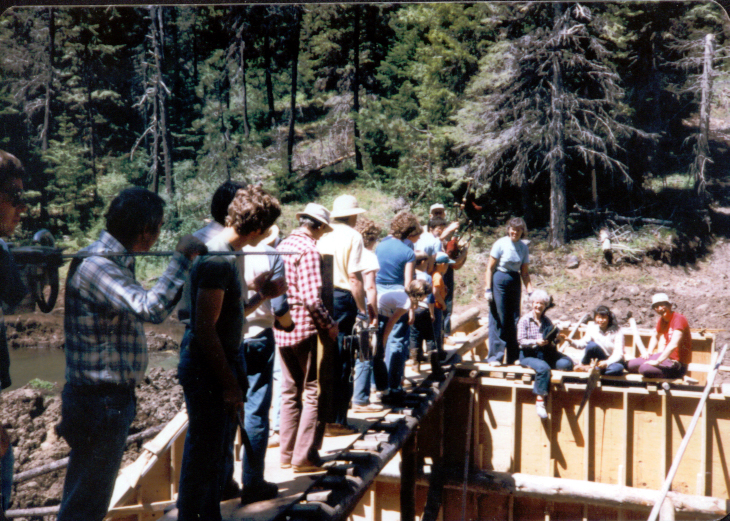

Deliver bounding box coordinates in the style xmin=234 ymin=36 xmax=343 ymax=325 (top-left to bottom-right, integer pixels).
xmin=490 ymin=236 xmax=529 ymax=273
xmin=415 ymin=232 xmax=441 ymax=256
xmin=375 ymin=236 xmax=416 ymax=287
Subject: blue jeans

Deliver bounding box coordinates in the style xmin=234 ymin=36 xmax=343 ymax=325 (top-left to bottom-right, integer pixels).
xmin=384 ymin=313 xmax=410 ymax=393
xmin=242 ymin=329 xmax=275 ymax=487
xmin=0 ymin=443 xmax=12 ymax=512
xmin=352 ymin=315 xmax=390 ymax=405
xmin=57 ymin=383 xmax=136 ymax=521
xmin=177 ymin=337 xmax=240 ymax=521
xmin=332 ymin=289 xmax=358 ymax=425
xmin=272 ymin=349 xmax=282 ymax=432
xmin=582 ymin=342 xmax=625 ymax=376
xmin=489 ymin=271 xmax=522 ymax=364
xmin=519 ymin=347 xmax=574 ymax=396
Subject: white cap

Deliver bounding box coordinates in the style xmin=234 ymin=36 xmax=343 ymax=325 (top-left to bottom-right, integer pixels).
xmin=430 ymin=203 xmax=445 ymax=213
xmin=296 ymin=203 xmax=333 ymax=232
xmin=651 ymin=293 xmax=671 ymax=308
xmin=330 ymin=195 xmax=367 ymax=218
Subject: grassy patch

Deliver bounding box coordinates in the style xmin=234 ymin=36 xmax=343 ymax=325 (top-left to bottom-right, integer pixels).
xmin=28 ymin=378 xmax=55 ymax=391
xmin=645 ymin=172 xmax=694 ymax=193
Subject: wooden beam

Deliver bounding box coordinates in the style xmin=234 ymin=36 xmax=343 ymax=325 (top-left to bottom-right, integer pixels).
xmin=401 ymin=433 xmax=417 ymax=521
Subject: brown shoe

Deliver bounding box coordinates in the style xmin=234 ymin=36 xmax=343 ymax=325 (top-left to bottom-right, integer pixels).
xmin=324 ymin=423 xmax=358 ymax=437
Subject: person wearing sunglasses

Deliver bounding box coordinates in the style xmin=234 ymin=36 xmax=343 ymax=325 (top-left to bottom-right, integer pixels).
xmin=0 ymin=150 xmax=29 ymax=519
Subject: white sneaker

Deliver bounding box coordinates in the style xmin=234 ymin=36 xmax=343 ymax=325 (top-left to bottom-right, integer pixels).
xmin=268 ymin=432 xmax=280 ymax=448
xmin=488 ymin=360 xmax=502 ymax=367
xmin=535 ymin=400 xmax=548 ymax=419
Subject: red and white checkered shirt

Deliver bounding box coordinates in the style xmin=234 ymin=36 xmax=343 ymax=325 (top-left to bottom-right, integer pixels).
xmin=275 ymin=229 xmax=336 ymax=347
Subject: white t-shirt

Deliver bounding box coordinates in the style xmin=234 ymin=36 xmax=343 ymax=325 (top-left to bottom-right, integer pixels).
xmin=378 ymin=290 xmax=410 ymax=318
xmin=361 ymin=248 xmax=380 ymax=274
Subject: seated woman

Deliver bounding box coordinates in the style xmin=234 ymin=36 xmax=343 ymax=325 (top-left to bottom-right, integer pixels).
xmin=518 ymin=290 xmax=574 ymax=419
xmin=627 ymin=293 xmax=691 ymax=379
xmin=562 ymin=305 xmax=626 ymax=375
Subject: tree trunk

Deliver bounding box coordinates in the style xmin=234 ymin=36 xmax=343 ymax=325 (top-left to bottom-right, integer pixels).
xmin=352 ymin=5 xmax=363 ymax=170
xmin=240 ymin=32 xmax=250 ymax=139
xmin=41 ymin=7 xmax=55 ymax=152
xmin=154 ymin=7 xmax=173 ymax=197
xmin=695 ymin=33 xmax=714 ymax=202
xmin=149 ymin=7 xmax=160 ymax=194
xmin=548 ymin=3 xmax=567 ymax=248
xmin=264 ymin=24 xmax=275 ymax=128
xmin=286 ymin=6 xmax=301 ymax=176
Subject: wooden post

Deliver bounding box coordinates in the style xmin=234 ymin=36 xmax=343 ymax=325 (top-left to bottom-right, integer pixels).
xmin=401 ymin=433 xmax=418 ymax=521
xmin=318 ymin=254 xmax=336 ymax=423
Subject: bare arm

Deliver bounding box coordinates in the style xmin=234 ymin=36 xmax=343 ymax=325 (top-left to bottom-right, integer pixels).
xmin=644 ymin=330 xmax=660 ymax=358
xmin=349 ymin=270 xmax=368 ymax=316
xmin=194 ymin=288 xmax=242 ymax=413
xmin=404 ymin=261 xmax=415 ymax=287
xmin=520 ymin=263 xmax=533 ymax=294
xmin=485 ymin=256 xmax=498 ymax=290
xmin=648 ymin=329 xmax=684 ymax=365
xmin=363 ymin=270 xmax=378 ymax=324
xmin=440 ymin=222 xmax=460 ymax=242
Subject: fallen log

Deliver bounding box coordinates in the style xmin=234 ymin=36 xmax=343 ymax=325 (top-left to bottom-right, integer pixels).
xmin=449 ymin=307 xmax=480 ymax=334
xmin=453 ymin=324 xmax=489 ymax=359
xmin=377 ymin=468 xmax=725 ymax=519
xmin=571 ymin=204 xmax=673 ymax=226
xmin=13 ymin=424 xmax=164 ymax=484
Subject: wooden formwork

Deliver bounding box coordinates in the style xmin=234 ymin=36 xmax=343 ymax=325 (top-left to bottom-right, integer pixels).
xmin=354 ymin=326 xmax=730 ymax=520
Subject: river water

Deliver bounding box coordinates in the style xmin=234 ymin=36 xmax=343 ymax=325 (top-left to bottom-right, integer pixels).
xmin=6 ymin=317 xmax=185 ymax=391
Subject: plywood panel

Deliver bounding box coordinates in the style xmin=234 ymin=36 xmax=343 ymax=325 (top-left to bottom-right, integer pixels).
xmin=708 ymin=399 xmax=730 ymax=498
xmin=479 ymin=386 xmax=515 ymax=472
xmin=512 ymin=497 xmax=548 ymax=521
xmin=629 ymin=394 xmax=664 ymax=490
xmin=373 ymin=481 xmax=401 ymax=521
xmin=669 ymin=396 xmax=705 ymax=496
xmin=442 ymin=382 xmax=471 ymax=467
xmin=516 ymin=388 xmax=550 ymax=477
xmin=551 ymin=389 xmax=585 ymax=480
xmin=591 ymin=392 xmax=626 ymax=485
xmin=476 ymin=492 xmax=510 ymax=521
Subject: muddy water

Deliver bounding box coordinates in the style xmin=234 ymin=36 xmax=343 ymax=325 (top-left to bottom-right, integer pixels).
xmin=6 ymin=318 xmax=186 ymax=391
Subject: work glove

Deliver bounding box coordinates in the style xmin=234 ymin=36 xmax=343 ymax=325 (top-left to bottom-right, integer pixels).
xmin=484 ymin=289 xmax=493 ymax=302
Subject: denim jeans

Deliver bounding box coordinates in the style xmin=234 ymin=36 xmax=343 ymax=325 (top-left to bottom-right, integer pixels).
xmin=272 ymin=348 xmax=282 ymax=433
xmin=410 ymin=307 xmax=435 ymax=354
xmin=384 ymin=313 xmax=410 ymax=392
xmin=57 ymin=383 xmax=136 ymax=521
xmin=177 ymin=338 xmax=240 ymax=521
xmin=582 ymin=341 xmax=626 ymax=376
xmin=242 ymin=329 xmax=275 ymax=487
xmin=332 ymin=289 xmax=358 ymax=425
xmin=519 ymin=347 xmax=574 ymax=396
xmin=0 ymin=443 xmax=11 ymax=512
xmin=489 ymin=271 xmax=522 ymax=364
xmin=352 ymin=315 xmax=390 ymax=405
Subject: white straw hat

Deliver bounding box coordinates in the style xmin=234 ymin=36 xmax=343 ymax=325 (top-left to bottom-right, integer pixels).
xmin=330 ymin=195 xmax=367 ymax=218
xmin=296 ymin=203 xmax=333 ymax=232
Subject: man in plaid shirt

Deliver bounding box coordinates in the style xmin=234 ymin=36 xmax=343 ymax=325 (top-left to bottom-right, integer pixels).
xmin=57 ymin=188 xmax=206 ymax=521
xmin=275 ymin=203 xmax=338 ymax=472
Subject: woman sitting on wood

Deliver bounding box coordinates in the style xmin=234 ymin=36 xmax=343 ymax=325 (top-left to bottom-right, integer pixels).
xmin=562 ymin=305 xmax=626 ymax=375
xmin=517 ymin=290 xmax=574 ymax=419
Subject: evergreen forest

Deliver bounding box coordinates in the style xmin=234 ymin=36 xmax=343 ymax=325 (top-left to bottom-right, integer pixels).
xmin=1 ymin=2 xmax=728 ymax=251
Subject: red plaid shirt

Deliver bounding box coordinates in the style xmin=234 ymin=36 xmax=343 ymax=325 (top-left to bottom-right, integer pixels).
xmin=275 ymin=229 xmax=336 ymax=347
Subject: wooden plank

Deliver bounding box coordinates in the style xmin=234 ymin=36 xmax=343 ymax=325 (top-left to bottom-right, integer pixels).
xmin=631 ymin=394 xmax=664 ymax=491
xmin=669 ymin=397 xmax=706 ymax=496
xmin=707 ymin=398 xmax=730 ymax=498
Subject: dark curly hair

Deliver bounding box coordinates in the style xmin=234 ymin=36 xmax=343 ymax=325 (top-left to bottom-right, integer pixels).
xmin=389 ymin=211 xmax=421 ymax=241
xmin=355 ymin=217 xmax=382 ymax=248
xmin=226 ymin=186 xmax=281 ymax=236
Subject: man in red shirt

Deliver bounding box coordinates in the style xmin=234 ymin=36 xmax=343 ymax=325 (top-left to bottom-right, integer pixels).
xmin=627 ymin=293 xmax=691 ymax=378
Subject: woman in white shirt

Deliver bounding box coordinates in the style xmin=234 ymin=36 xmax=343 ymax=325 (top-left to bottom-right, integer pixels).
xmin=563 ymin=305 xmax=626 ymax=375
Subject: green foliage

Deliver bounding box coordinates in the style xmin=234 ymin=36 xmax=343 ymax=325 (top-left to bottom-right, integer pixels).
xmin=28 ymin=378 xmax=55 ymax=390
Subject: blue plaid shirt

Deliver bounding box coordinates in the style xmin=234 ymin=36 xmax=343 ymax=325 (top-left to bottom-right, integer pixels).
xmin=64 ymin=231 xmax=191 ymax=386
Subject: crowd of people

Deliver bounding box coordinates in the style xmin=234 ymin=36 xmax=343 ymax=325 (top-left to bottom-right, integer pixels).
xmin=483 ymin=220 xmax=693 ymax=419
xmin=0 ymin=148 xmax=696 ymax=520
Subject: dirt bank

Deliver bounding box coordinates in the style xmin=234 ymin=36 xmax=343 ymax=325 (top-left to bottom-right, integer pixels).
xmin=0 ymin=368 xmax=184 ymax=516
